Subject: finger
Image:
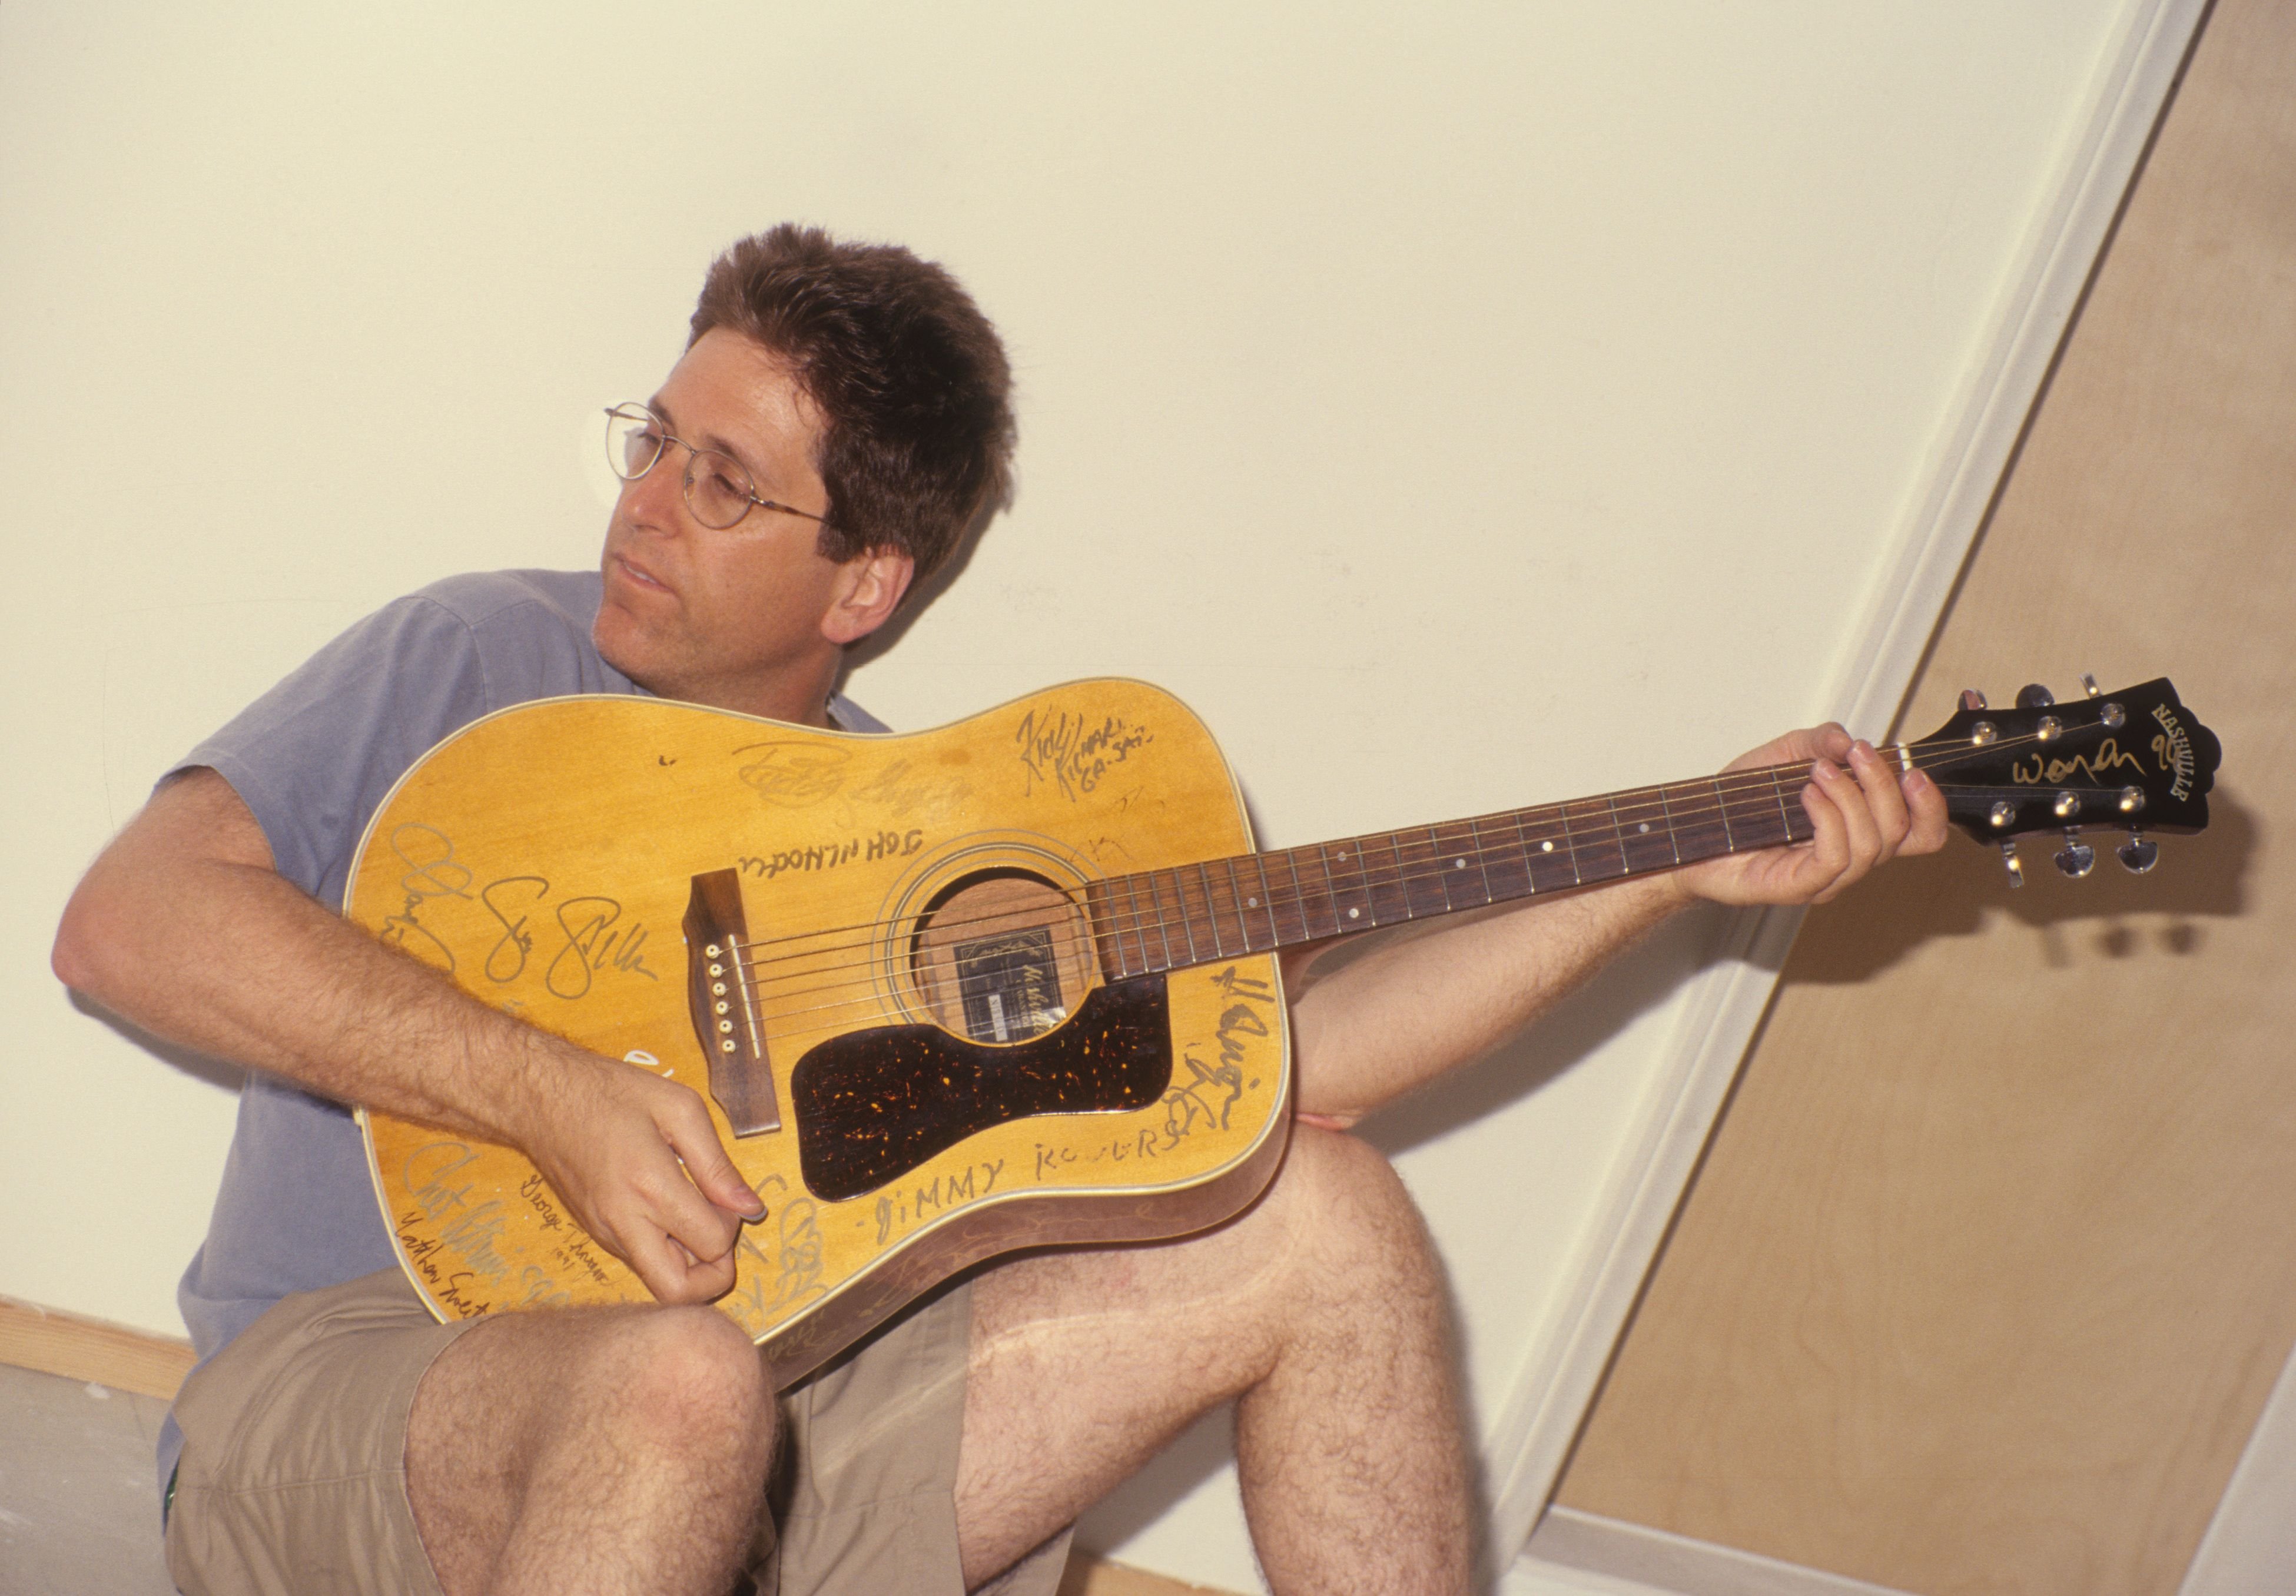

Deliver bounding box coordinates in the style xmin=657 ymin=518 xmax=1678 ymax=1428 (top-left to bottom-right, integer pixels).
xmin=656 ymin=1089 xmax=765 ymax=1219
xmin=642 ymin=1159 xmax=747 ymax=1269
xmin=1795 ymin=768 xmax=1851 ymax=894
xmin=1807 ymin=759 xmax=1872 ymax=895
xmin=1845 ymin=741 xmax=1911 ymax=861
xmin=620 ymin=1217 xmax=738 ymax=1305
xmin=1810 ymin=722 xmax=1854 ymax=764
xmin=1900 ymin=767 xmax=1951 ymax=853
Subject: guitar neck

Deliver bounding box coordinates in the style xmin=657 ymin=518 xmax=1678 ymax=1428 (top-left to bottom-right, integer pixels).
xmin=1084 ymin=761 xmax=1821 ymax=980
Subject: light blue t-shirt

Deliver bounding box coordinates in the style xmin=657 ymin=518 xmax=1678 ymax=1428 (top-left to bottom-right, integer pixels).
xmin=157 ymin=568 xmax=882 ymax=1497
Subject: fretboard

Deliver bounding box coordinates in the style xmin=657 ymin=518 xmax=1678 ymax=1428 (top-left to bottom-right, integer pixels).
xmin=1082 ymin=763 xmax=1817 ymax=980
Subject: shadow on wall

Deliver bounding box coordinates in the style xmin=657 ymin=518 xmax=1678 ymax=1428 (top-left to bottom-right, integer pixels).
xmin=1781 ymin=785 xmax=2255 ymax=987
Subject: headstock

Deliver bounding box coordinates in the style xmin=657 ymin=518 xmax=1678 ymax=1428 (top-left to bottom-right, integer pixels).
xmin=1910 ymin=675 xmax=2218 ymax=887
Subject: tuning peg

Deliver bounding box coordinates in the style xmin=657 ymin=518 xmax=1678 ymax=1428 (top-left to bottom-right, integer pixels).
xmin=2017 ymin=683 xmax=2055 ymax=709
xmin=2000 ymin=840 xmax=2026 ymax=888
xmin=1960 ymin=689 xmax=1989 ymax=711
xmin=2055 ymin=830 xmax=2096 ymax=878
xmin=2081 ymin=673 xmax=2101 ymax=697
xmin=2118 ymin=834 xmax=2159 ymax=874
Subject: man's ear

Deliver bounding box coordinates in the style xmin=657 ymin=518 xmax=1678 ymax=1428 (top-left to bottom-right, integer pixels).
xmin=820 ymin=548 xmax=915 ymax=646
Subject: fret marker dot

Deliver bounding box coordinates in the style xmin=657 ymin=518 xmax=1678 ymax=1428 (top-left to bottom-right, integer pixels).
xmin=1247 ymin=897 xmax=1259 ymax=907
xmin=1541 ymin=841 xmax=1555 ymax=852
xmin=1454 ymin=858 xmax=1466 ymax=869
xmin=1348 ymin=907 xmax=1361 ymax=919
xmin=1638 ymin=822 xmax=1651 ymax=834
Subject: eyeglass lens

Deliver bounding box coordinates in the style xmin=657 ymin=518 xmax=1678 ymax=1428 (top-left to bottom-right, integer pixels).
xmin=603 ymin=406 xmax=757 ymax=529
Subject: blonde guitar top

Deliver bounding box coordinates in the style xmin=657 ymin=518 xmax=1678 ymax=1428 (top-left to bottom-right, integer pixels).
xmin=350 ymin=679 xmax=1292 ymax=1386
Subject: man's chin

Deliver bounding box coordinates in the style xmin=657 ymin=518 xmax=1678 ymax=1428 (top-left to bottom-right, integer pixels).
xmin=591 ymin=605 xmax=660 ymax=689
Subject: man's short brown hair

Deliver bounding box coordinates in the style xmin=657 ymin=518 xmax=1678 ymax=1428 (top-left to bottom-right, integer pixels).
xmin=690 ymin=225 xmax=1015 ymax=589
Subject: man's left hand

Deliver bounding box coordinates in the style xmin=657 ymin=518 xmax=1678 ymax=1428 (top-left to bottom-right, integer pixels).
xmin=1672 ymin=723 xmax=1950 ymax=908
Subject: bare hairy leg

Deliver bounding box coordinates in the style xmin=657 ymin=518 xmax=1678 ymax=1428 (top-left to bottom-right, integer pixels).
xmin=954 ymin=1124 xmax=1471 ymax=1595
xmin=405 ymin=1302 xmax=775 ymax=1596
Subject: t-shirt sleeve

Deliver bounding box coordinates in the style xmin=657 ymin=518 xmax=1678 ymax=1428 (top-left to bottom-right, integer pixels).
xmin=175 ymin=595 xmax=495 ymax=912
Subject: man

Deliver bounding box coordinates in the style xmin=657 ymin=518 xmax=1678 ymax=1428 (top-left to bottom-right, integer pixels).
xmin=54 ymin=224 xmax=1945 ymax=1596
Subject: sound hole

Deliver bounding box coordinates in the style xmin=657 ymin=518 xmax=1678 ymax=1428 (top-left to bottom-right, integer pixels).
xmin=911 ymin=870 xmax=1096 ymax=1044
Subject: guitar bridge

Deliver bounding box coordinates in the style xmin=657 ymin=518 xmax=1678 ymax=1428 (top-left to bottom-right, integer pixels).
xmin=684 ymin=868 xmax=779 ymax=1137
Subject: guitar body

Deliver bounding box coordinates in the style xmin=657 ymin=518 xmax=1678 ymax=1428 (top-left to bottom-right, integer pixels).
xmin=351 ymin=680 xmax=1291 ymax=1387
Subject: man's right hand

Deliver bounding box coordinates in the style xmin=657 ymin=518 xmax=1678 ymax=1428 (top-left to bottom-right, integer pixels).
xmin=509 ymin=1043 xmax=767 ymax=1304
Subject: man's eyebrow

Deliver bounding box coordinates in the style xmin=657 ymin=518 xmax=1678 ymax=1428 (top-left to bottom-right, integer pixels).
xmin=645 ymin=393 xmax=770 ymax=484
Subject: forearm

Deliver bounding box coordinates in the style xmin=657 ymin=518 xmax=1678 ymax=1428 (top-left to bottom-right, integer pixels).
xmin=53 ymin=776 xmax=565 ymax=1145
xmin=58 ymin=768 xmax=762 ymax=1299
xmin=1286 ymin=871 xmax=1691 ymax=1126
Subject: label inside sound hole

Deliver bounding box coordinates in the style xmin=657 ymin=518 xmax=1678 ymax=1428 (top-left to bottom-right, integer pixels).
xmin=955 ymin=928 xmax=1064 ymax=1043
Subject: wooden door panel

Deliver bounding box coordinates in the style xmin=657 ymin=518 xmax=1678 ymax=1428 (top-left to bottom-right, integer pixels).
xmin=1555 ymin=3 xmax=2296 ymax=1591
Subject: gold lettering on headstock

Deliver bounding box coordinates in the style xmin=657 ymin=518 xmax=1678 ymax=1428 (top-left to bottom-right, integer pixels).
xmin=2008 ymin=737 xmax=2142 ymax=787
xmin=2151 ymin=704 xmax=2195 ymax=800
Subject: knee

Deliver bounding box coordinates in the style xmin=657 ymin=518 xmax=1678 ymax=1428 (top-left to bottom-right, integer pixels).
xmin=587 ymin=1306 xmax=773 ymax=1458
xmin=1266 ymin=1125 xmax=1439 ymax=1284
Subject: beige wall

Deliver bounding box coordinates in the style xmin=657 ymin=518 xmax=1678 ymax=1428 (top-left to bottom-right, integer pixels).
xmin=0 ymin=4 xmax=2139 ymax=1588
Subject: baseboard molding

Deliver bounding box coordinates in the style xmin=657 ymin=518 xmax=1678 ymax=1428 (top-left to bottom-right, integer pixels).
xmin=0 ymin=1296 xmax=194 ymax=1400
xmin=1527 ymin=1508 xmax=1918 ymax=1596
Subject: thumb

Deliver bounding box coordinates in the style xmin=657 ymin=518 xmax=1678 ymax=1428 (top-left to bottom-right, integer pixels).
xmin=658 ymin=1094 xmax=766 ymax=1217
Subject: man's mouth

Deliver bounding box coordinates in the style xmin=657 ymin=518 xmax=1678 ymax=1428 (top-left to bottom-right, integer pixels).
xmin=611 ymin=552 xmax=671 ymax=595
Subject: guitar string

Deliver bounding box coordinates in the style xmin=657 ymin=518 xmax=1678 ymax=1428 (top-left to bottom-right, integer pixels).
xmin=731 ymin=725 xmax=2122 ymax=1020
xmin=728 ymin=758 xmax=1837 ymax=1002
xmin=735 ymin=716 xmax=2103 ymax=978
xmin=720 ymin=727 xmax=2136 ymax=1031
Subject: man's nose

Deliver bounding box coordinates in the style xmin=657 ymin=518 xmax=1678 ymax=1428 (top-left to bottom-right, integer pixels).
xmin=622 ymin=448 xmax=691 ymax=532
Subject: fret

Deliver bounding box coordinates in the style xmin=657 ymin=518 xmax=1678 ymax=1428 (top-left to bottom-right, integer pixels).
xmin=1428 ymin=820 xmax=1494 ymax=912
xmin=1127 ymin=872 xmax=1159 ymax=976
xmin=1198 ymin=860 xmax=1246 ymax=956
xmin=1361 ymin=832 xmax=1413 ymax=925
xmin=1506 ymin=805 xmax=1562 ymax=893
xmin=1656 ymin=785 xmax=1683 ymax=865
xmin=1258 ymin=848 xmax=1298 ymax=944
xmin=1277 ymin=847 xmax=1326 ymax=943
xmin=1691 ymin=778 xmax=1737 ymax=861
xmin=1711 ymin=776 xmax=1739 ymax=854
xmin=1083 ymin=880 xmax=1123 ymax=979
xmin=1614 ymin=787 xmax=1675 ymax=875
xmin=1169 ymin=864 xmax=1212 ymax=960
xmin=1220 ymin=858 xmax=1260 ymax=952
xmin=1100 ymin=873 xmax=1129 ymax=977
xmin=1567 ymin=797 xmax=1627 ymax=882
xmin=1717 ymin=775 xmax=1784 ymax=852
xmin=1149 ymin=868 xmax=1192 ymax=968
xmin=1404 ymin=826 xmax=1456 ymax=917
xmin=1183 ymin=864 xmax=1210 ymax=960
xmin=1320 ymin=841 xmax=1375 ymax=930
xmin=1770 ymin=773 xmax=1798 ymax=851
xmin=1127 ymin=871 xmax=1162 ymax=975
xmin=1462 ymin=817 xmax=1508 ymax=905
xmin=1243 ymin=854 xmax=1282 ymax=948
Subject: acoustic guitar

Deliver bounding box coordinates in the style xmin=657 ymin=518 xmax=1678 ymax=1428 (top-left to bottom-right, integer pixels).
xmin=351 ymin=675 xmax=2217 ymax=1386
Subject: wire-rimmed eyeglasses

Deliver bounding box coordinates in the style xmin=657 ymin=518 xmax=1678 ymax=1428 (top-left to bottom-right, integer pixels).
xmin=603 ymin=404 xmax=828 ymax=531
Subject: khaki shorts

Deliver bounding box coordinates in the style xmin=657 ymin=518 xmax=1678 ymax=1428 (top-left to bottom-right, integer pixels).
xmin=164 ymin=1268 xmax=1070 ymax=1595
